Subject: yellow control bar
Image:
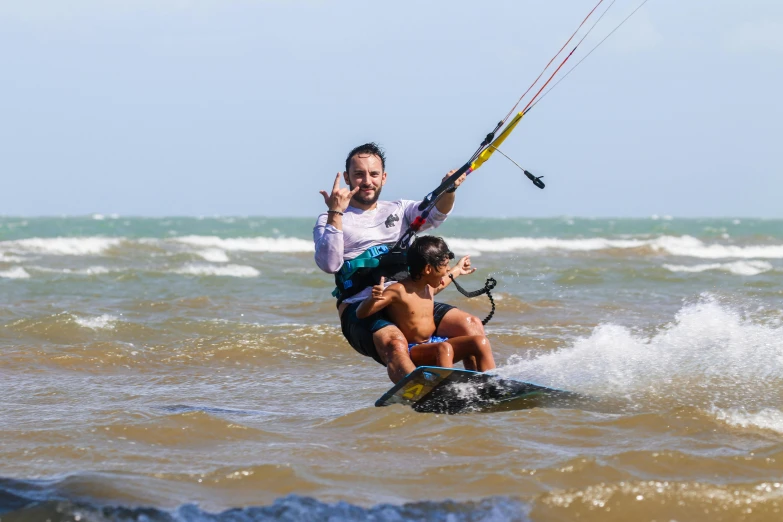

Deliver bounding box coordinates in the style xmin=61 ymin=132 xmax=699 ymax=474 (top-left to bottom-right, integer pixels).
xmin=470 ymin=111 xmax=525 ymax=171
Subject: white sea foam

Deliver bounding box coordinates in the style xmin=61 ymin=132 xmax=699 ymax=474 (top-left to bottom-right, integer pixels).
xmin=77 ymin=266 xmax=112 ymax=275
xmin=0 ymin=267 xmax=30 ymax=279
xmin=74 ymin=314 xmax=118 ymax=330
xmin=0 ymin=237 xmax=121 ymax=256
xmin=174 ymin=264 xmax=260 ymax=277
xmin=196 ymin=249 xmax=230 ymax=263
xmin=26 ymin=266 xmax=114 ymax=275
xmin=444 ymin=235 xmax=783 ymax=259
xmin=445 ymin=236 xmax=646 ymax=254
xmin=714 ymin=408 xmax=783 ymax=434
xmin=4 ymin=234 xmax=776 ymax=260
xmin=663 ymin=260 xmax=774 ymax=276
xmin=651 ymin=235 xmax=783 ymax=259
xmin=174 ymin=235 xmax=313 ymax=253
xmin=0 ymin=255 xmax=26 ymax=263
xmin=496 ymin=297 xmax=783 ymax=418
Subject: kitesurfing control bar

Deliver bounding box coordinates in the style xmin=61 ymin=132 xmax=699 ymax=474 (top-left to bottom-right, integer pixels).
xmin=394 ymin=111 xmax=534 ymax=251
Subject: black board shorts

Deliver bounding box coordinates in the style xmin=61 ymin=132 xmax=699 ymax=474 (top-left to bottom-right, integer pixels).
xmin=340 ymin=301 xmax=456 ymax=366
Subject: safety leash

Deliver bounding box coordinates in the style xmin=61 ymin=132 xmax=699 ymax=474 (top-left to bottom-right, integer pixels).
xmin=448 ymin=275 xmax=497 ymax=326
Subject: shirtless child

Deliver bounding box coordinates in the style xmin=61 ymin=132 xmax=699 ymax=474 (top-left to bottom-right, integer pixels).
xmin=356 ymin=236 xmax=496 ymax=372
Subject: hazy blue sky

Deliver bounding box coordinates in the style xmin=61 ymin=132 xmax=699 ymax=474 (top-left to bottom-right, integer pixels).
xmin=1 ymin=0 xmax=781 ymax=217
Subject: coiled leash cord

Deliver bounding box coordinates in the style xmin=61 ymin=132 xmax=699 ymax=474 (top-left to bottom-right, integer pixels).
xmin=448 ymin=275 xmax=497 ymax=326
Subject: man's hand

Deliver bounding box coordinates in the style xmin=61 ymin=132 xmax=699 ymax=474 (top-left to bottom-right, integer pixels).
xmin=320 ymin=172 xmax=360 ymax=213
xmin=441 ymin=169 xmax=467 ymax=191
xmin=451 ymin=256 xmax=476 ymax=278
xmin=435 ymin=169 xmax=464 ymax=215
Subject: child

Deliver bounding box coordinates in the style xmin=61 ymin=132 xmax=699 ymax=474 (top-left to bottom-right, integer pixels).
xmin=356 ymin=236 xmax=496 ymax=372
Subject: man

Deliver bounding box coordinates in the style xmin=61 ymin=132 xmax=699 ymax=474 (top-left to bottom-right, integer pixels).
xmin=313 ymin=142 xmax=486 ymax=383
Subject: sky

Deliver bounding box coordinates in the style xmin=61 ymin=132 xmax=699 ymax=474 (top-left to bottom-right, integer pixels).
xmin=1 ymin=0 xmax=781 ymax=218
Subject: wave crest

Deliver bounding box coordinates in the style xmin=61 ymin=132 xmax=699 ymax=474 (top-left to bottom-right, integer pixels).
xmin=446 ymin=235 xmax=783 ymax=259
xmin=175 ymin=236 xmax=313 ymax=253
xmin=0 ymin=237 xmax=121 ymax=256
xmin=663 ymin=260 xmax=773 ymax=276
xmin=173 ymin=264 xmax=260 ymax=278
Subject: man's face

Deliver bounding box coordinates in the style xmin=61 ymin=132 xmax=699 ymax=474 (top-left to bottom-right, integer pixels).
xmin=344 ymin=153 xmax=386 ymax=208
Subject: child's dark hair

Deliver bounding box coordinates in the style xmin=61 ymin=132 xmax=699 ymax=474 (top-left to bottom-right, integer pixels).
xmin=407 ymin=236 xmax=454 ymax=281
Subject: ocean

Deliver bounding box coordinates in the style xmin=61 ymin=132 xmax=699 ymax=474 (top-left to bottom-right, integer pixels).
xmin=2 ymin=215 xmax=782 ymax=521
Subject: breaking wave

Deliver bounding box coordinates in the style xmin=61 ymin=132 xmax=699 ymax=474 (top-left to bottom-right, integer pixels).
xmin=0 ymin=267 xmax=30 ymax=279
xmin=2 ymin=234 xmax=781 ymax=260
xmin=0 ymin=482 xmax=528 ymax=522
xmin=663 ymin=260 xmax=774 ymax=276
xmin=173 ymin=264 xmax=260 ymax=278
xmin=175 ymin=236 xmax=313 ymax=253
xmin=0 ymin=237 xmax=121 ymax=256
xmin=446 ymin=235 xmax=783 ymax=259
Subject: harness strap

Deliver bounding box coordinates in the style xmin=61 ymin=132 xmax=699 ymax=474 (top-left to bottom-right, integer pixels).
xmin=333 ymin=246 xmax=408 ymax=303
xmin=339 ymin=245 xmax=390 ymax=280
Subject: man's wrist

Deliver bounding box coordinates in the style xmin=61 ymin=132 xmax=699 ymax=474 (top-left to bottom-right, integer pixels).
xmin=327 ymin=209 xmax=344 ymax=216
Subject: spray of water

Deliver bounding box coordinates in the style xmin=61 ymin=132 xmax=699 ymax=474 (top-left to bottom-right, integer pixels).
xmin=495 ymin=296 xmax=783 ymax=427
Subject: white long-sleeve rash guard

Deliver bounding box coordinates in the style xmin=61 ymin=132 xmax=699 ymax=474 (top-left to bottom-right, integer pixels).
xmin=313 ymin=200 xmax=450 ymax=304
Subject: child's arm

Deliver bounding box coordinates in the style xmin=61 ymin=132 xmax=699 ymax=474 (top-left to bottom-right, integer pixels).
xmin=356 ymin=277 xmax=399 ymax=318
xmin=434 ymin=255 xmax=476 ymax=295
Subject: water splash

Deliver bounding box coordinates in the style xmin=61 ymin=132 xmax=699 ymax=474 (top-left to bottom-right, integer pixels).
xmin=713 ymin=407 xmax=783 ymax=433
xmin=497 ymin=297 xmax=783 ymax=415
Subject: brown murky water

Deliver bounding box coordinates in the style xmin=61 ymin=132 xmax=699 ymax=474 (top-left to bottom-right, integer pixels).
xmin=2 ymin=217 xmax=783 ymax=521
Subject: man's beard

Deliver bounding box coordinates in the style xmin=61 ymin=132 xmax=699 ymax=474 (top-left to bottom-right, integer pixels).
xmin=349 ymin=183 xmax=383 ymax=206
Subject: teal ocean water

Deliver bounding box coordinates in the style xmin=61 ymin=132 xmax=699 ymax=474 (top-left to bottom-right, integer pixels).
xmin=2 ymin=216 xmax=783 ymax=521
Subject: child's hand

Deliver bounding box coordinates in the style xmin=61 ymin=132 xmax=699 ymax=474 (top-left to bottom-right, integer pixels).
xmin=452 ymin=256 xmax=476 ymax=277
xmin=370 ymin=276 xmax=388 ymax=301
xmin=356 ymin=277 xmax=392 ymax=319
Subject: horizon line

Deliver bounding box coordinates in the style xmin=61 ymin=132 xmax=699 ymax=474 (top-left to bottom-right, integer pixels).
xmin=1 ymin=214 xmax=782 ymax=221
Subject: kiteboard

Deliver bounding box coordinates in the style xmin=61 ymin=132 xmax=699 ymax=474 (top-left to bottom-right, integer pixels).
xmin=375 ymin=366 xmax=585 ymax=414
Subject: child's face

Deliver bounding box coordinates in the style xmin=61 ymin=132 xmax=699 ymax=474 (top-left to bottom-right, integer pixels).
xmin=424 ymin=260 xmax=450 ymax=288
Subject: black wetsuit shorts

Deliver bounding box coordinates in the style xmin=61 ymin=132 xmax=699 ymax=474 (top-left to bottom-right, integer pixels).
xmin=339 ymin=301 xmax=455 ymax=366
